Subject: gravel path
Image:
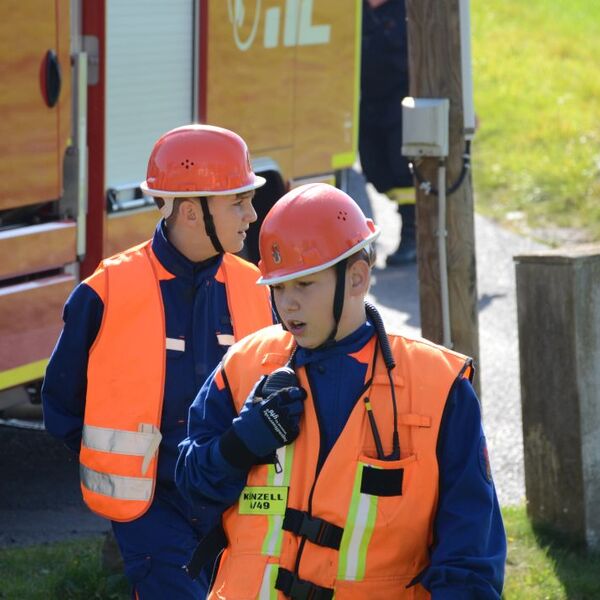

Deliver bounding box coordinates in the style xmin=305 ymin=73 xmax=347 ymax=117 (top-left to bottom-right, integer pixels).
xmin=361 ymin=174 xmax=545 ymax=507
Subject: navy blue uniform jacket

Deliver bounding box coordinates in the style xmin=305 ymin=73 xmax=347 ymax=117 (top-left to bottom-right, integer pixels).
xmin=42 ymin=220 xmax=266 ymax=484
xmin=177 ymin=321 xmax=506 ymax=599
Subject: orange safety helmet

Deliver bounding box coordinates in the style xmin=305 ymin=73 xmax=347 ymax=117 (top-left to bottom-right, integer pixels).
xmin=258 ymin=183 xmax=380 ymax=285
xmin=140 ymin=124 xmax=266 ymax=214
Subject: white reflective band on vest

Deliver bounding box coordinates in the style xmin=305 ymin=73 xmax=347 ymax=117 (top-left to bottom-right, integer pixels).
xmin=258 ymin=563 xmax=279 ymax=600
xmin=166 ymin=337 xmax=185 ymax=351
xmin=337 ymin=463 xmax=379 ymax=581
xmin=82 ymin=423 xmax=162 ymax=475
xmin=80 ymin=464 xmax=153 ymax=501
xmin=217 ymin=333 xmax=235 ymax=346
xmin=261 ymin=445 xmax=293 ymax=557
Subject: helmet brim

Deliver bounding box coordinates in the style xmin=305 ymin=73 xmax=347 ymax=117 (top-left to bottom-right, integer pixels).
xmin=257 ymin=228 xmax=381 ymax=286
xmin=140 ymin=174 xmax=267 ymax=199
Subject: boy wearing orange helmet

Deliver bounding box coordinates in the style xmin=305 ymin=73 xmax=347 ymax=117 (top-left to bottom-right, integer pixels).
xmin=42 ymin=125 xmax=274 ymax=598
xmin=177 ymin=183 xmax=506 ymax=598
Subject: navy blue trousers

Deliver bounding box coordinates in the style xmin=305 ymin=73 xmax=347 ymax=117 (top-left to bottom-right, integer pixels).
xmin=112 ymin=484 xmax=211 ymax=599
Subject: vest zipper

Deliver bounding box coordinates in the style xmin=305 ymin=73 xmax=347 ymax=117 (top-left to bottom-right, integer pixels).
xmin=290 ymin=343 xmax=376 ymax=580
xmin=292 ymin=368 xmax=326 ymax=576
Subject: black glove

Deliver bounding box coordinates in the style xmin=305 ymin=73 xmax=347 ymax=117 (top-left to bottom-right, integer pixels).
xmin=233 ymin=385 xmax=306 ymax=455
xmin=219 ymin=372 xmax=306 ymax=470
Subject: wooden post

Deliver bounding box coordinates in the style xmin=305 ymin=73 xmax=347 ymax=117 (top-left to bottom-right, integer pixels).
xmin=515 ymin=246 xmax=600 ymax=549
xmin=405 ymin=0 xmax=480 ymax=384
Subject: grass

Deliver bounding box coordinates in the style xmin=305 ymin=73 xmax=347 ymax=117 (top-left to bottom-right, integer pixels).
xmin=471 ymin=0 xmax=600 ymax=242
xmin=502 ymin=506 xmax=600 ymax=599
xmin=1 ymin=506 xmax=599 ymax=599
xmin=0 ymin=538 xmax=129 ymax=600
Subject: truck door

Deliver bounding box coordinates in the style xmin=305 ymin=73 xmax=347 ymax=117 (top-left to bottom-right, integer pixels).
xmin=0 ymin=0 xmax=73 ymax=399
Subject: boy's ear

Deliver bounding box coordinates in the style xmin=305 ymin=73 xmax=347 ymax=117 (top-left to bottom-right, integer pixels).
xmin=348 ymin=259 xmax=370 ymax=297
xmin=180 ymin=198 xmax=199 ymax=223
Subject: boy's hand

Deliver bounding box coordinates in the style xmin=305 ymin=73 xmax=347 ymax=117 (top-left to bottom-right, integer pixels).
xmin=232 ymin=386 xmax=306 ymax=457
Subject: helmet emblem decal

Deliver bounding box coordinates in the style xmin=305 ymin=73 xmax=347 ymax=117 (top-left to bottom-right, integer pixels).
xmin=272 ymin=243 xmax=282 ymax=264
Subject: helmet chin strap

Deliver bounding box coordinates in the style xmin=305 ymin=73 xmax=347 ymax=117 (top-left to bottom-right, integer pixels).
xmin=315 ymin=258 xmax=347 ymax=350
xmin=271 ymin=287 xmax=287 ymax=331
xmin=199 ymin=197 xmax=224 ymax=254
xmin=158 ymin=198 xmax=174 ymax=219
xmin=274 ymin=259 xmax=347 ymax=349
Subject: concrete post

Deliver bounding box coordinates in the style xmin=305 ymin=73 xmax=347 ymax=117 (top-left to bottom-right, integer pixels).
xmin=514 ymin=245 xmax=600 ymax=549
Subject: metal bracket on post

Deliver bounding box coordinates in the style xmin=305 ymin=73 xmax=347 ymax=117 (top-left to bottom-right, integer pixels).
xmin=436 ymin=159 xmax=451 ymax=348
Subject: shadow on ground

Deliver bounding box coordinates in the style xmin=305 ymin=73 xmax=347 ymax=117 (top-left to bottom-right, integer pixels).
xmin=369 ymin=263 xmax=420 ymax=329
xmin=532 ymin=522 xmax=600 ymax=599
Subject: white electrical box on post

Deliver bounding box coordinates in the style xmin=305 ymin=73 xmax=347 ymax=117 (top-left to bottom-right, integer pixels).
xmin=401 ymin=96 xmax=452 ymax=348
xmin=401 ymin=97 xmax=449 ymax=158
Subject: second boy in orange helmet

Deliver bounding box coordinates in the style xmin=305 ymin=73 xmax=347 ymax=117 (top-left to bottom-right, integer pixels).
xmin=42 ymin=125 xmax=274 ymax=599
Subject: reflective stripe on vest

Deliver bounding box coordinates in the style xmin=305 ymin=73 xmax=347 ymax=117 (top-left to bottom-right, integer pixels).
xmin=258 ymin=564 xmax=279 ymax=600
xmin=216 ymin=333 xmax=235 ymax=346
xmin=337 ymin=463 xmax=379 ymax=581
xmin=262 ymin=445 xmax=295 ymax=557
xmin=243 ymin=445 xmax=296 ymax=597
xmin=83 ymin=244 xmax=272 ymax=522
xmin=210 ymin=329 xmax=470 ymax=599
xmin=80 ymin=464 xmax=153 ymax=501
xmin=82 ymin=423 xmax=162 ymax=475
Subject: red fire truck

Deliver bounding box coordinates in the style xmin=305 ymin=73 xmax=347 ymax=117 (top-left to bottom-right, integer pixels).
xmin=0 ymin=0 xmax=361 ymax=410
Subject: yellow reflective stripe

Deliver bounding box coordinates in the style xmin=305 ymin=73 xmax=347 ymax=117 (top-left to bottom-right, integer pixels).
xmin=0 ymin=359 xmax=48 ymax=391
xmin=80 ymin=464 xmax=153 ymax=501
xmin=385 ymin=187 xmax=416 ymax=205
xmin=337 ymin=464 xmax=379 ymax=581
xmin=352 ymin=0 xmax=362 ymax=157
xmin=262 ymin=514 xmax=284 ymax=557
xmin=290 ymin=174 xmax=336 ymax=188
xmin=330 ymin=2 xmax=362 ymax=170
xmin=257 ymin=563 xmax=279 ymax=600
xmin=331 ymin=151 xmax=356 ymax=170
xmin=261 ymin=445 xmax=293 ymax=557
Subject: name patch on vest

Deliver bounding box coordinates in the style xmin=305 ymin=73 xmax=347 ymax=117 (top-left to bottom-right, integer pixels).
xmin=239 ymin=486 xmax=288 ymax=515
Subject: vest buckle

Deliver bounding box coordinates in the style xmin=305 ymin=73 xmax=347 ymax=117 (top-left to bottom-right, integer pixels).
xmin=275 ymin=567 xmax=334 ymax=600
xmin=282 ymin=508 xmax=344 ymax=550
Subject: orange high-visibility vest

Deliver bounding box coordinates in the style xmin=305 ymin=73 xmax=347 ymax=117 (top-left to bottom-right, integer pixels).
xmin=80 ymin=241 xmax=272 ymax=522
xmin=211 ymin=326 xmax=472 ymax=599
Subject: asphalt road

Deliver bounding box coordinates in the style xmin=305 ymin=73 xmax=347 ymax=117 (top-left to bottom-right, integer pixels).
xmin=0 ymin=171 xmax=544 ymax=547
